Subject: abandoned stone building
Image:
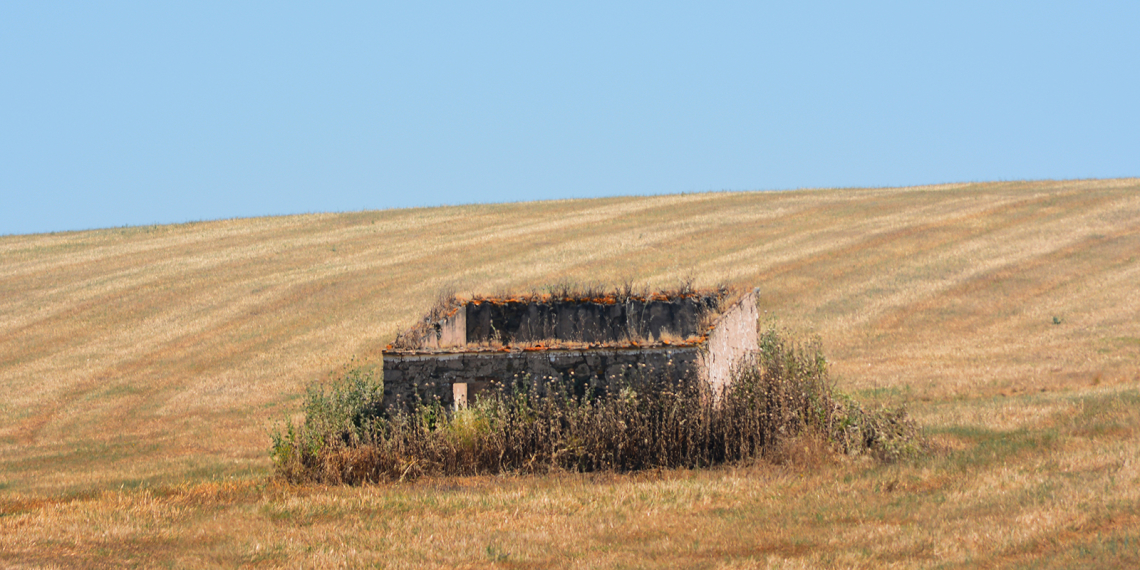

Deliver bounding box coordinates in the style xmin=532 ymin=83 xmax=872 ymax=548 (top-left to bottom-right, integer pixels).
xmin=381 ymin=287 xmax=760 ymax=411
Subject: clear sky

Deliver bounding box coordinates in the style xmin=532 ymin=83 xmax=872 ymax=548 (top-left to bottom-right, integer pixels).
xmin=3 ymin=2 xmax=1137 ymax=236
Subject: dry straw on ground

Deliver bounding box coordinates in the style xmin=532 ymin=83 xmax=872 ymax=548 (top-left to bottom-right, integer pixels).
xmin=2 ymin=178 xmax=1139 ymax=567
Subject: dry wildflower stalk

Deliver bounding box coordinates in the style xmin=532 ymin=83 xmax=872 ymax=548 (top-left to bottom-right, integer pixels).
xmin=272 ymin=326 xmax=926 ymax=484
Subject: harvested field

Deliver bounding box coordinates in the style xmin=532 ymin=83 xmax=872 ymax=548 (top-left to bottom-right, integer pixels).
xmin=2 ymin=178 xmax=1139 ymax=567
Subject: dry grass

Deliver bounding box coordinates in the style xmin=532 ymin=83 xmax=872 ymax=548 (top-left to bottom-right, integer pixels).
xmin=2 ymin=178 xmax=1139 ymax=567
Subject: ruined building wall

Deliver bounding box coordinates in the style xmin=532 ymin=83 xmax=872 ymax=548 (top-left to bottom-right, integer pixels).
xmin=700 ymin=289 xmax=760 ymax=394
xmin=414 ymin=307 xmax=466 ymax=349
xmin=382 ymin=287 xmax=759 ymax=411
xmin=382 ymin=347 xmax=700 ymax=411
xmin=465 ymin=297 xmax=714 ymax=345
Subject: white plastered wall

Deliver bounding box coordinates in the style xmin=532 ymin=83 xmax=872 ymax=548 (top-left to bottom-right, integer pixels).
xmin=700 ymin=288 xmax=760 ymax=394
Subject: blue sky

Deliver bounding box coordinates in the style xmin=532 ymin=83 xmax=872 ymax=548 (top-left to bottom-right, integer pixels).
xmin=3 ymin=2 xmax=1137 ymax=236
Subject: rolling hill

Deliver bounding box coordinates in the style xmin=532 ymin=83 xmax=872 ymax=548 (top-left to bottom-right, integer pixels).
xmin=2 ymin=178 xmax=1138 ymax=567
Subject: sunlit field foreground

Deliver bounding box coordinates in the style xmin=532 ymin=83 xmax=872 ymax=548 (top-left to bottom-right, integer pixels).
xmin=2 ymin=179 xmax=1138 ymax=567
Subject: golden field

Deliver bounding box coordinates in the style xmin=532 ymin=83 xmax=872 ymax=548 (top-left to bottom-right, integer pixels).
xmin=2 ymin=178 xmax=1138 ymax=568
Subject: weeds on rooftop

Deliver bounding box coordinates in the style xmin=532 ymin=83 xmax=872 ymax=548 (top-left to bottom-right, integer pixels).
xmin=271 ymin=327 xmax=926 ymax=484
xmin=389 ymin=283 xmax=733 ymax=351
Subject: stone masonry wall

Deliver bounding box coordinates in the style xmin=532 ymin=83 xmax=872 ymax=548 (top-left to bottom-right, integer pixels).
xmin=382 ymin=347 xmax=701 ymax=411
xmin=382 ymin=288 xmax=759 ymax=411
xmin=464 ymin=297 xmax=715 ymax=345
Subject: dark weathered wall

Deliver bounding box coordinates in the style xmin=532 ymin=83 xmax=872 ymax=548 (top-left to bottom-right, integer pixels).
xmin=382 ymin=289 xmax=760 ymax=411
xmin=465 ymin=297 xmax=715 ymax=345
xmin=382 ymin=347 xmax=701 ymax=411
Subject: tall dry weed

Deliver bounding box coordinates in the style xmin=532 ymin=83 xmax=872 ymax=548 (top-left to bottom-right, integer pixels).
xmin=271 ymin=327 xmax=925 ymax=484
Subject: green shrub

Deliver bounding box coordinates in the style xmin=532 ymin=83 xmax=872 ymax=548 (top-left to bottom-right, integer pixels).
xmin=270 ymin=362 xmax=383 ymax=482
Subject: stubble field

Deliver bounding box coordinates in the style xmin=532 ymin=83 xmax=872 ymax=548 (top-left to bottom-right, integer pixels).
xmin=2 ymin=179 xmax=1138 ymax=568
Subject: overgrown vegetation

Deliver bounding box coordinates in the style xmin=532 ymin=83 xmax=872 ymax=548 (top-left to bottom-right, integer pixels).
xmin=271 ymin=327 xmax=926 ymax=484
